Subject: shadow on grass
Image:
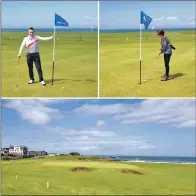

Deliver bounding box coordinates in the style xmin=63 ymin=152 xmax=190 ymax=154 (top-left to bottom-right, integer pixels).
xmin=45 ymin=78 xmax=97 ymax=84
xmin=170 ymin=73 xmax=185 ymax=80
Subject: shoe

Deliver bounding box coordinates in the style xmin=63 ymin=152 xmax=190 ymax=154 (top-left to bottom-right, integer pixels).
xmin=161 ymin=76 xmax=169 ymax=81
xmin=40 ymin=81 xmax=46 ymax=86
xmin=161 ymin=74 xmax=171 ymax=78
xmin=28 ymin=80 xmax=34 ymax=84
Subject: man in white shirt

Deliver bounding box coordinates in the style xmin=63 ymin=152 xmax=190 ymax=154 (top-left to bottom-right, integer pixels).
xmin=18 ymin=27 xmax=54 ymax=86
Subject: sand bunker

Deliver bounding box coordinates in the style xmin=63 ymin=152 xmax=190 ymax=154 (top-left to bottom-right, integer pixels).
xmin=121 ymin=169 xmax=144 ymax=175
xmin=72 ymin=167 xmax=92 ymax=172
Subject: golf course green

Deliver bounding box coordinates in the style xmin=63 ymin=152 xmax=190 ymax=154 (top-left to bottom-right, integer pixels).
xmin=2 ymin=156 xmax=195 ymax=195
xmin=2 ymin=31 xmax=98 ymax=97
xmin=100 ymin=30 xmax=195 ymax=97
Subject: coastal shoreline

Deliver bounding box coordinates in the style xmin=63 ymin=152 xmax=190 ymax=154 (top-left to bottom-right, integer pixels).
xmin=122 ymin=160 xmax=196 ymax=164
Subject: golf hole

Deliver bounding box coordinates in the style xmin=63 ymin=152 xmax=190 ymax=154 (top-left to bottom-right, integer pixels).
xmin=121 ymin=169 xmax=144 ymax=175
xmin=71 ymin=167 xmax=93 ymax=172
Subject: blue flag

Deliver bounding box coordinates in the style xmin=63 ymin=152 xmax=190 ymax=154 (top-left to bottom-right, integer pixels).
xmin=140 ymin=11 xmax=152 ymax=29
xmin=55 ymin=13 xmax=69 ymax=27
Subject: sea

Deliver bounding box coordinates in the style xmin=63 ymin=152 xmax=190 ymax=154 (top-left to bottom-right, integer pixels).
xmin=102 ymin=155 xmax=196 ymax=164
xmin=1 ymin=27 xmax=195 ymax=33
xmin=2 ymin=28 xmax=97 ymax=33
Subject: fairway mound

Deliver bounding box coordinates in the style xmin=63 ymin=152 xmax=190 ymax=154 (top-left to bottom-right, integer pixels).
xmin=121 ymin=169 xmax=144 ymax=175
xmin=72 ymin=167 xmax=92 ymax=172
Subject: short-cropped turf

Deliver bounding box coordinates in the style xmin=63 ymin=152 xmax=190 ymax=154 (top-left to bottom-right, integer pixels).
xmin=2 ymin=32 xmax=98 ymax=97
xmin=100 ymin=30 xmax=195 ymax=97
xmin=2 ymin=155 xmax=195 ymax=195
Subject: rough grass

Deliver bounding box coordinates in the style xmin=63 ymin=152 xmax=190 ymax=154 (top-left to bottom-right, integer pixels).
xmin=100 ymin=30 xmax=196 ymax=97
xmin=2 ymin=32 xmax=98 ymax=97
xmin=1 ymin=156 xmax=195 ymax=195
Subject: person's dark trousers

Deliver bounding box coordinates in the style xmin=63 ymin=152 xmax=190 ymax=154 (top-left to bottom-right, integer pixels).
xmin=26 ymin=52 xmax=44 ymax=82
xmin=164 ymin=53 xmax=172 ymax=77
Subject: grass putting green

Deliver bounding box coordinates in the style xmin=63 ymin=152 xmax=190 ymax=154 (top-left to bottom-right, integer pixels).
xmin=2 ymin=32 xmax=98 ymax=97
xmin=100 ymin=30 xmax=196 ymax=97
xmin=41 ymin=160 xmax=139 ymax=169
xmin=2 ymin=156 xmax=195 ymax=195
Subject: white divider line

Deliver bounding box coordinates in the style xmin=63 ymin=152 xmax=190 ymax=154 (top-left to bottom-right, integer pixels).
xmin=97 ymin=0 xmax=100 ymax=98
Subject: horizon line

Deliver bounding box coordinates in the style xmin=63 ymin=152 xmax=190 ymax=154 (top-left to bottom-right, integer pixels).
xmin=2 ymin=27 xmax=195 ymax=30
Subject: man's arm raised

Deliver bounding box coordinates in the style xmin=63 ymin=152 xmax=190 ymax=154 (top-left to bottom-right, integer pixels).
xmin=37 ymin=35 xmax=54 ymax=41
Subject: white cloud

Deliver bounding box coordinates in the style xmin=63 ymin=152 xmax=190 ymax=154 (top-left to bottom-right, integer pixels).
xmin=153 ymin=16 xmax=166 ymax=21
xmin=96 ymin=120 xmax=105 ymax=127
xmin=4 ymin=99 xmax=62 ymax=125
xmin=115 ymin=99 xmax=196 ymax=128
xmin=44 ymin=138 xmax=154 ymax=154
xmin=78 ymin=146 xmax=97 ymax=151
xmin=74 ymin=99 xmax=196 ymax=128
xmin=166 ymin=16 xmax=177 ymax=20
xmin=58 ymin=138 xmax=154 ymax=154
xmin=55 ymin=128 xmax=116 ymax=140
xmin=153 ymin=16 xmax=177 ymax=21
xmin=3 ymin=125 xmax=152 ymax=154
xmin=37 ymin=126 xmax=153 ymax=154
xmin=3 ymin=99 xmax=195 ymax=156
xmin=37 ymin=99 xmax=64 ymax=104
xmin=8 ymin=99 xmax=193 ymax=128
xmin=177 ymin=120 xmax=196 ymax=128
xmin=74 ymin=103 xmax=133 ymax=115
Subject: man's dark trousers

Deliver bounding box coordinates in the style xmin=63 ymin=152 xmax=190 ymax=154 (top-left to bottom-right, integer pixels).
xmin=164 ymin=53 xmax=172 ymax=77
xmin=26 ymin=52 xmax=44 ymax=82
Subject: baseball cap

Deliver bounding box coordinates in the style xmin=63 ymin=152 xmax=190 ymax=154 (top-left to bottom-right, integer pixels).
xmin=157 ymin=29 xmax=165 ymax=35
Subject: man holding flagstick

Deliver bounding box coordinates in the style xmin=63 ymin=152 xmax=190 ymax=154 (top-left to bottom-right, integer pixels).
xmin=52 ymin=13 xmax=69 ymax=85
xmin=18 ymin=27 xmax=54 ymax=86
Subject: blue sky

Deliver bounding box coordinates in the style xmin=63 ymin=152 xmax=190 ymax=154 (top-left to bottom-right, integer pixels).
xmin=100 ymin=1 xmax=196 ymax=29
xmin=2 ymin=1 xmax=98 ymax=28
xmin=2 ymin=99 xmax=195 ymax=157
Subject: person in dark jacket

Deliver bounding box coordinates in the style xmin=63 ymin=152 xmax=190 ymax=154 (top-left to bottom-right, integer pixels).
xmin=156 ymin=29 xmax=176 ymax=81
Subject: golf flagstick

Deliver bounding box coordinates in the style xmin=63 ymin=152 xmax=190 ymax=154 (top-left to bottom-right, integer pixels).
xmin=52 ymin=13 xmax=68 ymax=85
xmin=139 ymin=22 xmax=142 ymax=85
xmin=16 ymin=58 xmax=20 ymax=87
xmin=52 ymin=25 xmax=55 ymax=85
xmin=139 ymin=11 xmax=152 ymax=85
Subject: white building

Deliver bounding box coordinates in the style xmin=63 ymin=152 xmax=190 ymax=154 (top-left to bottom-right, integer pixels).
xmin=9 ymin=145 xmax=28 ymax=155
xmin=1 ymin=148 xmax=9 ymax=155
xmin=48 ymin=153 xmax=57 ymax=156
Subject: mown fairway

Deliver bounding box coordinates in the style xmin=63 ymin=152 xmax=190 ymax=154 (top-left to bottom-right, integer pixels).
xmin=2 ymin=32 xmax=98 ymax=97
xmin=100 ymin=30 xmax=195 ymax=97
xmin=2 ymin=156 xmax=195 ymax=195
